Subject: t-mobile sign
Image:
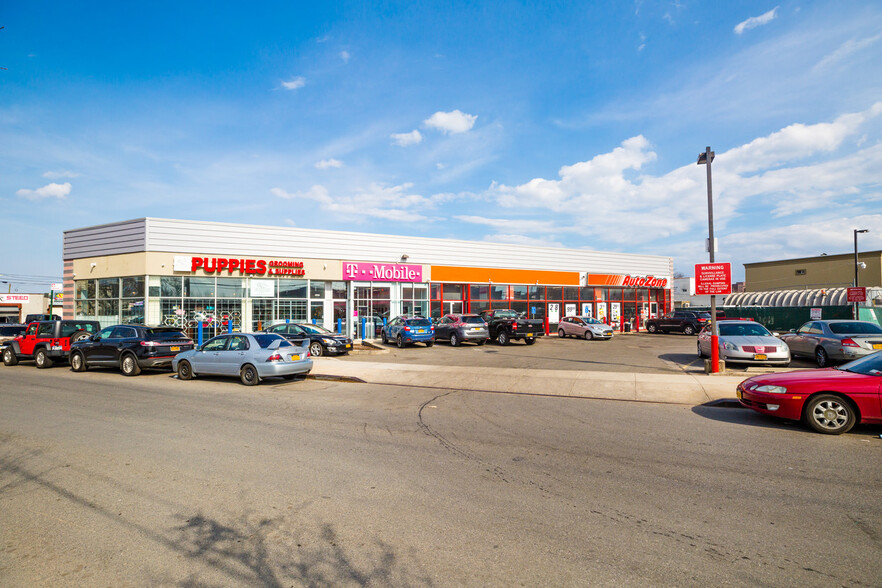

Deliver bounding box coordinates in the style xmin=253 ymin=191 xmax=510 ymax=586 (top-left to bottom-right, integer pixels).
xmin=343 ymin=261 xmax=423 ymax=282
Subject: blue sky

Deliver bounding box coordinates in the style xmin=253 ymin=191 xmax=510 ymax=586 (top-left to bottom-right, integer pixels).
xmin=2 ymin=1 xmax=881 ymax=291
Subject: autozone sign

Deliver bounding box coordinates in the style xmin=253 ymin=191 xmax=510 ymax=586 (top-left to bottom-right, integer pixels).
xmin=173 ymin=256 xmax=306 ymax=276
xmin=584 ymin=274 xmax=669 ymax=288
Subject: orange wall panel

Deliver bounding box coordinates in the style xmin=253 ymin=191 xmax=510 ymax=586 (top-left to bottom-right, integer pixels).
xmin=430 ymin=266 xmax=580 ymax=286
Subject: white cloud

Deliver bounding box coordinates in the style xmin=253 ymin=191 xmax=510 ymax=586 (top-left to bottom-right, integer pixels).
xmin=814 ymin=33 xmax=882 ymax=71
xmin=424 ymin=110 xmax=477 ymax=134
xmin=390 ymin=130 xmax=423 ymax=146
xmin=340 ymin=50 xmax=350 ymax=63
xmin=281 ymin=77 xmax=306 ymax=90
xmin=314 ymin=158 xmax=343 ymax=169
xmin=734 ymin=6 xmax=779 ymax=35
xmin=272 ymin=182 xmax=458 ymax=222
xmin=16 ymin=182 xmax=71 ymax=200
xmin=42 ymin=170 xmax=79 ymax=179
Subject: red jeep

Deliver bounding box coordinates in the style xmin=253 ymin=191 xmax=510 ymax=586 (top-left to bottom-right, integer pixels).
xmin=2 ymin=320 xmax=101 ymax=368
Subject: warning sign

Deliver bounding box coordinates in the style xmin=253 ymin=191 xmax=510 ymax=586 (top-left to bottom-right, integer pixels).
xmin=695 ymin=263 xmax=732 ymax=296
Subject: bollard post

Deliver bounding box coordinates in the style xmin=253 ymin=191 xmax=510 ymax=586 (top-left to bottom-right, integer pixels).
xmin=312 ymin=318 xmax=316 ymax=325
xmin=544 ymin=316 xmax=549 ymax=336
xmin=635 ymin=316 xmax=640 ymax=332
xmin=197 ymin=321 xmax=204 ymax=346
xmin=286 ymin=318 xmax=290 ymax=323
xmin=228 ymin=319 xmax=232 ymax=334
xmin=337 ymin=318 xmax=342 ymax=334
xmin=361 ymin=317 xmax=366 ymax=341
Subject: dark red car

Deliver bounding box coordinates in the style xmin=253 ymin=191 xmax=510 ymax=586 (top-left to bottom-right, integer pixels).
xmin=737 ymin=351 xmax=882 ymax=434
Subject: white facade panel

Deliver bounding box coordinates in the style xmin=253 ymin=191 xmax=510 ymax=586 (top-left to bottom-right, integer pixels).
xmin=63 ymin=218 xmax=147 ymax=260
xmin=139 ymin=218 xmax=671 ymax=278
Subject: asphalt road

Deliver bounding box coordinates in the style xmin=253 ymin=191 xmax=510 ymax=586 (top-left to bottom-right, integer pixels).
xmin=348 ymin=332 xmax=819 ymax=374
xmin=1 ymin=366 xmax=880 ymax=587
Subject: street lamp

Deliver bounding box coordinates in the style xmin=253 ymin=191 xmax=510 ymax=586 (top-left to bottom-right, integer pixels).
xmin=854 ymin=228 xmax=869 ymax=319
xmin=698 ymin=146 xmax=720 ymax=372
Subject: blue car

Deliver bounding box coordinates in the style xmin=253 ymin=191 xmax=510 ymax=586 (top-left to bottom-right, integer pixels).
xmin=381 ymin=316 xmax=435 ymax=348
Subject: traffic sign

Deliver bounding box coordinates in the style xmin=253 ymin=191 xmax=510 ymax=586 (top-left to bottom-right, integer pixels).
xmin=694 ymin=263 xmax=732 ymax=296
xmin=847 ymin=287 xmax=866 ymax=302
xmin=50 ymin=283 xmax=63 ymax=291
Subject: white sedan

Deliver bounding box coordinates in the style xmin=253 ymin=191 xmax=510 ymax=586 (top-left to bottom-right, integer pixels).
xmin=697 ymin=320 xmax=790 ymax=366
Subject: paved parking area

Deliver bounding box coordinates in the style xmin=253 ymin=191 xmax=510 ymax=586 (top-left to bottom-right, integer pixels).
xmin=342 ymin=332 xmax=819 ymax=375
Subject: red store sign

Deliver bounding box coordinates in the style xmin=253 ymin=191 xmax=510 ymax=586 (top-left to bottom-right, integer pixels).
xmin=847 ymin=287 xmax=866 ymax=302
xmin=180 ymin=256 xmax=306 ymax=276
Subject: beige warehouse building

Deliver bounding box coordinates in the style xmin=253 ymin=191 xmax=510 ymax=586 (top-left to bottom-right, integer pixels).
xmin=744 ymin=250 xmax=882 ymax=292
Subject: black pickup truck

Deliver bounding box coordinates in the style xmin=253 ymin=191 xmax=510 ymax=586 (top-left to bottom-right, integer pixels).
xmin=479 ymin=309 xmax=544 ymax=345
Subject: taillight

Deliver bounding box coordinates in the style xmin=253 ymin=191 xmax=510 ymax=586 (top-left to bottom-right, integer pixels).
xmin=140 ymin=340 xmax=158 ymax=347
xmin=841 ymin=338 xmax=859 ymax=347
xmin=405 ymin=326 xmax=411 ymax=332
xmin=266 ymin=353 xmax=283 ymax=362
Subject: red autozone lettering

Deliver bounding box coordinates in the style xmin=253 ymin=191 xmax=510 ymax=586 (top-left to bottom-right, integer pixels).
xmin=622 ymin=275 xmax=668 ymax=288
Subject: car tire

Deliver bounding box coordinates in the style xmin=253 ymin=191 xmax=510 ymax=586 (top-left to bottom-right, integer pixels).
xmin=35 ymin=348 xmax=53 ymax=369
xmin=450 ymin=333 xmax=459 ymax=347
xmin=426 ymin=341 xmax=434 ymax=347
xmin=240 ymin=364 xmax=259 ymax=386
xmin=70 ymin=351 xmax=87 ymax=372
xmin=3 ymin=347 xmax=18 ymax=366
xmin=584 ymin=331 xmax=593 ymax=341
xmin=121 ymin=353 xmax=141 ymax=376
xmin=70 ymin=330 xmax=90 ymax=343
xmin=524 ymin=338 xmax=536 ymax=345
xmin=396 ymin=335 xmax=405 ymax=349
xmin=309 ymin=342 xmax=324 ymax=357
xmin=477 ymin=340 xmax=486 ymax=346
xmin=177 ymin=360 xmax=193 ymax=380
xmin=683 ymin=324 xmax=696 ymax=336
xmin=803 ymin=394 xmax=856 ymax=435
xmin=815 ymin=347 xmax=829 ymax=368
xmin=381 ymin=331 xmax=388 ymax=344
xmin=647 ymin=323 xmax=658 ymax=334
xmin=497 ymin=331 xmax=510 ymax=346
xmin=558 ymin=329 xmax=566 ymax=338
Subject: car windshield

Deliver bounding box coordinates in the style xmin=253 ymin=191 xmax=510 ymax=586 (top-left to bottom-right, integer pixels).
xmin=253 ymin=334 xmax=288 ymax=348
xmin=838 ymin=351 xmax=882 ymax=376
xmin=406 ymin=318 xmax=432 ymax=327
xmin=718 ymin=323 xmax=771 ymax=337
xmin=492 ymin=310 xmax=519 ymax=319
xmin=299 ymin=324 xmax=332 ymax=334
xmin=828 ymin=322 xmax=882 ymax=335
xmin=462 ymin=316 xmax=484 ymax=324
xmin=60 ymin=322 xmax=99 ymax=336
xmin=580 ymin=317 xmax=603 ymax=324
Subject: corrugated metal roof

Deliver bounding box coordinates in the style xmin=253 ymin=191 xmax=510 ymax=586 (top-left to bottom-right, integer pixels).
xmin=724 ymin=287 xmax=882 ymax=307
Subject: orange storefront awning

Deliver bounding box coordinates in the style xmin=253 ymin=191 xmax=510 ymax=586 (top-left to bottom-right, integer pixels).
xmin=429 ymin=266 xmax=580 ymax=286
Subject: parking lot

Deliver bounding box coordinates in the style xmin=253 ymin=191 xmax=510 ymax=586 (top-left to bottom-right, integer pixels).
xmin=344 ymin=332 xmax=819 ymax=375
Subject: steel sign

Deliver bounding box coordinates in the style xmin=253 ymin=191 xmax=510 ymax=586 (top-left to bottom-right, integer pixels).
xmin=694 ymin=263 xmax=732 ymax=296
xmin=847 ymin=287 xmax=866 ymax=302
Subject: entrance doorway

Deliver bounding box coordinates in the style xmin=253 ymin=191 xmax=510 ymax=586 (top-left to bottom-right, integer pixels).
xmin=445 ymin=301 xmax=462 ymax=315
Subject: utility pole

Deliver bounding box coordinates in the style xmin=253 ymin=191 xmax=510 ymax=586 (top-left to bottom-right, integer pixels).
xmin=698 ymin=147 xmax=719 ymax=372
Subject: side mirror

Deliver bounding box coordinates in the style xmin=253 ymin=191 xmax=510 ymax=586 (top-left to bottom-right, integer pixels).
xmin=789 ymin=329 xmax=796 ymax=333
xmin=772 ymin=332 xmax=780 ymax=337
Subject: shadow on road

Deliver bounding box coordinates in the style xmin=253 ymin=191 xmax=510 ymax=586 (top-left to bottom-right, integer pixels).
xmin=690 ymin=405 xmax=882 ymax=437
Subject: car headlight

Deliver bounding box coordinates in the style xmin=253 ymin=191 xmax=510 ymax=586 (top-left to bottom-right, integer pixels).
xmin=722 ymin=342 xmax=737 ymax=351
xmin=321 ymin=338 xmax=335 ymax=344
xmin=753 ymin=385 xmax=787 ymax=394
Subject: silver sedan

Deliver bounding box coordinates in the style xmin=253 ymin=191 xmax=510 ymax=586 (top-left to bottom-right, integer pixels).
xmin=779 ymin=320 xmax=882 ymax=367
xmin=172 ymin=333 xmax=312 ymax=386
xmin=697 ymin=320 xmax=790 ymax=366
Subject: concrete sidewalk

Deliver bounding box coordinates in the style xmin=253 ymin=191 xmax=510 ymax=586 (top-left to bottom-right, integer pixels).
xmin=312 ymin=358 xmax=746 ymax=405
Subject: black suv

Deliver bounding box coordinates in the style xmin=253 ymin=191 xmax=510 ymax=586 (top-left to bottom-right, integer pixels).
xmin=645 ymin=310 xmax=711 ymax=336
xmin=263 ymin=322 xmax=352 ymax=357
xmin=69 ymin=325 xmax=194 ymax=376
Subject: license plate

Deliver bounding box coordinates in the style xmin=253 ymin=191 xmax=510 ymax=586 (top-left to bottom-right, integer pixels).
xmin=290 ymin=354 xmax=302 ymax=361
xmin=417 ymin=329 xmax=425 ymax=334
xmin=754 ymin=354 xmax=767 ymax=360
xmin=873 ymin=344 xmax=882 ymax=350
xmin=526 ymin=335 xmax=534 ymax=339
xmin=170 ymin=346 xmax=180 ymax=352
xmin=50 ymin=345 xmax=62 ymax=350
xmin=345 ymin=343 xmax=352 ymax=349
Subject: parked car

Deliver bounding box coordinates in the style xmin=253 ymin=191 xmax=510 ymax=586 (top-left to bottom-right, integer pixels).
xmin=697 ymin=320 xmax=790 ymax=366
xmin=558 ymin=316 xmax=613 ymax=340
xmin=264 ymin=322 xmax=353 ymax=356
xmin=69 ymin=325 xmax=194 ymax=376
xmin=646 ymin=310 xmax=711 ymax=335
xmin=24 ymin=313 xmax=61 ymax=324
xmin=479 ymin=309 xmax=544 ymax=345
xmin=0 ymin=324 xmax=27 ymax=350
xmin=172 ymin=333 xmax=312 ymax=386
xmin=380 ymin=316 xmax=435 ymax=348
xmin=737 ymin=351 xmax=882 ymax=434
xmin=433 ymin=314 xmax=489 ymax=346
xmin=779 ymin=320 xmax=882 ymax=368
xmin=2 ymin=319 xmax=101 ymax=368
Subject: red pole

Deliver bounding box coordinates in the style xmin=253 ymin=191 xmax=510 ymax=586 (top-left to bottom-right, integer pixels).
xmin=635 ymin=316 xmax=640 ymax=332
xmin=545 ymin=316 xmax=549 ymax=335
xmin=711 ymin=333 xmax=720 ymax=372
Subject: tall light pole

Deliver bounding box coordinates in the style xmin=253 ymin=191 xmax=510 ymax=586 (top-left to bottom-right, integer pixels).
xmin=698 ymin=146 xmax=719 ymax=372
xmin=854 ymin=228 xmax=869 ymax=319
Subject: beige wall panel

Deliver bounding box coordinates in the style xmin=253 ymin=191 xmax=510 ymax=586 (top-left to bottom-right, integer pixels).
xmin=745 ymin=252 xmax=882 ymax=292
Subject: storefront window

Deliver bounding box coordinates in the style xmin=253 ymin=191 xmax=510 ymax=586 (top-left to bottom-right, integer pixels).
xmin=279 ymin=279 xmax=307 ymax=298
xmin=98 ymin=278 xmax=119 ymax=299
xmin=216 ymin=278 xmax=246 ymax=298
xmin=310 ymin=281 xmax=325 ymax=299
xmin=529 ymin=286 xmax=544 ymax=301
xmin=564 ymin=287 xmax=579 ymax=300
xmin=546 ymin=286 xmax=562 ymax=301
xmin=470 ymin=300 xmax=489 ymax=314
xmin=98 ymin=300 xmax=119 ymax=324
xmin=580 ymin=287 xmax=594 ymax=301
xmin=430 ymin=284 xmax=441 ymax=300
xmin=185 ymin=277 xmax=215 ymax=298
xmin=608 ymin=288 xmax=622 ymax=301
xmin=511 ymin=301 xmax=528 ymax=314
xmin=122 ymin=277 xmax=144 ymax=298
xmin=512 ymin=286 xmax=528 ymax=300
xmin=76 ymin=300 xmax=95 ymax=317
xmin=490 ymin=285 xmax=508 ymax=300
xmin=76 ymin=280 xmax=95 ymax=300
xmin=161 ymin=276 xmax=182 ymax=297
xmin=470 ymin=285 xmax=489 ymax=300
xmin=332 ymin=282 xmax=347 ymax=299
xmin=122 ymin=299 xmax=144 ymax=323
xmin=443 ymin=284 xmax=462 ymax=301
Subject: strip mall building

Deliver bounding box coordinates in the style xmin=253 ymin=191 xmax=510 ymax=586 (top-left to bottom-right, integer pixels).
xmin=63 ymin=218 xmax=673 ymax=338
